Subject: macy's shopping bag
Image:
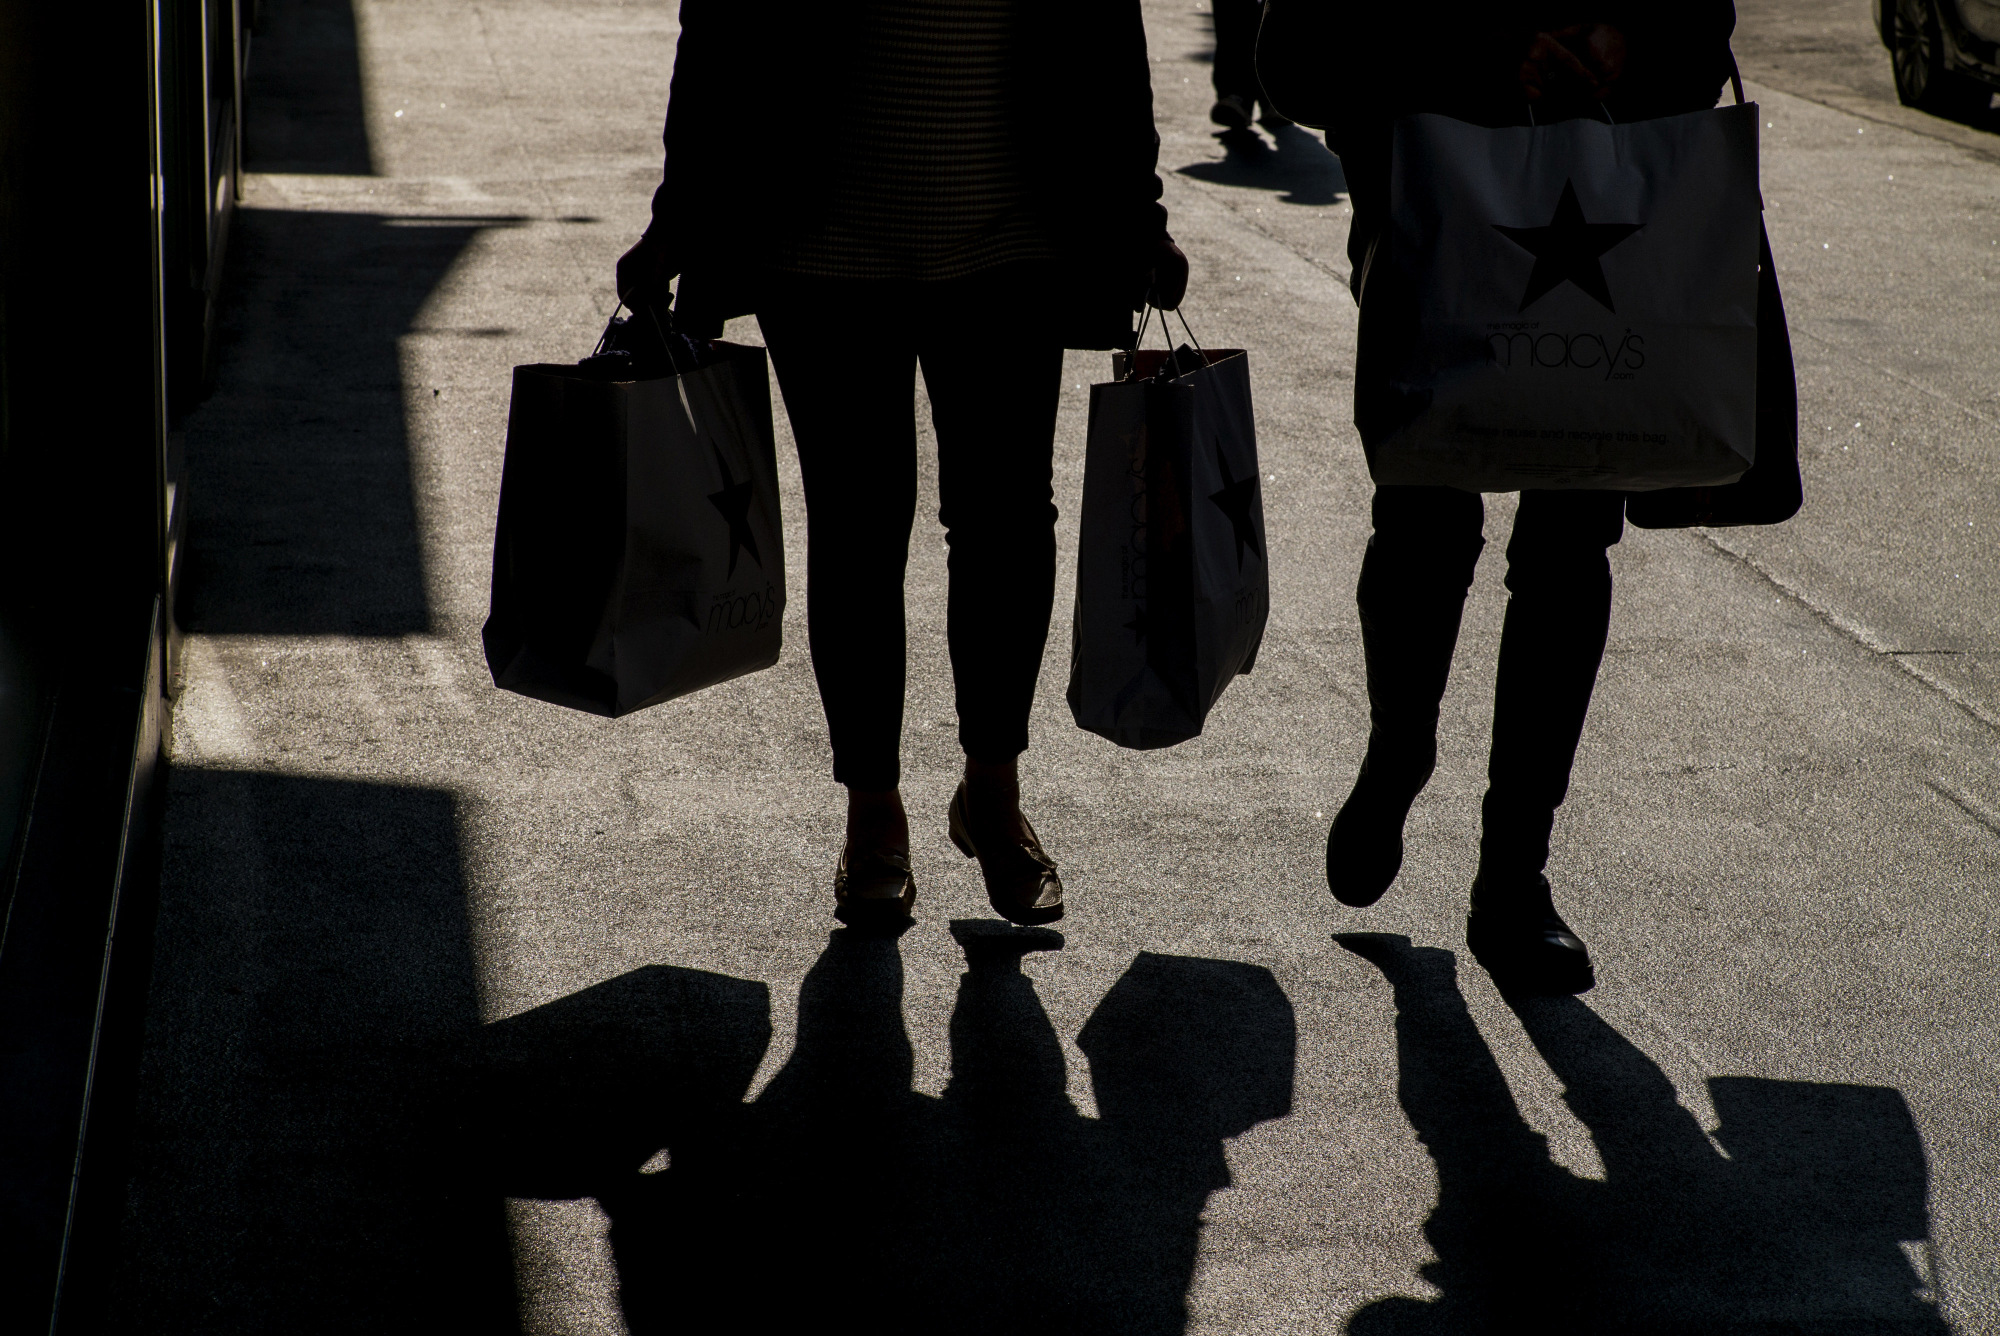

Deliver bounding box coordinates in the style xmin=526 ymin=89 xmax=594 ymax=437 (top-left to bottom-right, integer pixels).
xmin=482 ymin=334 xmax=784 ymax=717
xmin=1069 ymin=343 xmax=1269 ymax=750
xmin=1358 ymin=101 xmax=1763 ymax=491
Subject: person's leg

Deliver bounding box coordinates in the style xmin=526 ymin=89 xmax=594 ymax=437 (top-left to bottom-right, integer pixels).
xmin=921 ymin=346 xmax=1062 ymax=778
xmin=1208 ymin=0 xmax=1263 ymax=126
xmin=916 ymin=287 xmax=1066 ymax=923
xmin=1210 ymin=0 xmax=1261 ymax=100
xmin=1210 ymin=0 xmax=1291 ymax=125
xmin=1479 ymin=489 xmax=1626 ymax=879
xmin=1467 ymin=488 xmax=1627 ymax=993
xmin=1326 ymin=484 xmax=1486 ymax=906
xmin=757 ymin=285 xmax=920 ymax=875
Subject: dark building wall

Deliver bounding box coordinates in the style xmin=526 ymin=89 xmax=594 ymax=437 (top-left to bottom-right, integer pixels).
xmin=0 ymin=0 xmax=241 ymax=1327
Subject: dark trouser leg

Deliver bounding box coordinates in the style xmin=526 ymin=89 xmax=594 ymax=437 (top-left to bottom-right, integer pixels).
xmin=1211 ymin=0 xmax=1264 ymax=99
xmin=1356 ymin=485 xmax=1486 ymax=788
xmin=757 ymin=290 xmax=919 ymax=792
xmin=917 ymin=304 xmax=1063 ymax=767
xmin=1328 ymin=485 xmax=1484 ymax=905
xmin=1478 ymin=489 xmax=1627 ymax=880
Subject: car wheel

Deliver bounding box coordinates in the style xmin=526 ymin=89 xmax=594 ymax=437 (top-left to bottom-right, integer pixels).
xmin=1892 ymin=0 xmax=1994 ymax=119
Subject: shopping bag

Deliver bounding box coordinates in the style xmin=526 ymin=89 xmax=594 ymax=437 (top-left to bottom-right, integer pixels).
xmin=1626 ymin=225 xmax=1802 ymax=527
xmin=1358 ymin=102 xmax=1763 ymax=492
xmin=1069 ymin=338 xmax=1269 ymax=750
xmin=482 ymin=317 xmax=785 ymax=717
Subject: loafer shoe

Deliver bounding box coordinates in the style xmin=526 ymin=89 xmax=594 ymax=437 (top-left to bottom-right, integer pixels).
xmin=947 ymin=783 xmax=1064 ymax=926
xmin=834 ymin=845 xmax=915 ymax=926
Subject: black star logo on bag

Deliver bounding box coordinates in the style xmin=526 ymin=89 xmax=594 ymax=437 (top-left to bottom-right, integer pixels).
xmin=707 ymin=447 xmax=762 ymax=579
xmin=1208 ymin=446 xmax=1263 ymax=571
xmin=1493 ymin=179 xmax=1642 ymax=313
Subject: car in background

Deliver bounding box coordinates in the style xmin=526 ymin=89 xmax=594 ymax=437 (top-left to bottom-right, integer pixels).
xmin=1878 ymin=0 xmax=2000 ymax=117
xmin=1872 ymin=0 xmax=2000 ymax=116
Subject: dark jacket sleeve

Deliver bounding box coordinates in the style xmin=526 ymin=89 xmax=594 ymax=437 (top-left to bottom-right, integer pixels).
xmin=645 ymin=0 xmax=750 ymax=272
xmin=1257 ymin=0 xmax=1527 ymax=139
xmin=1102 ymin=0 xmax=1172 ymax=255
xmin=1252 ymin=0 xmax=1341 ymax=131
xmin=1261 ymin=2 xmax=1737 ymax=296
xmin=1610 ymin=1 xmax=1740 ymax=119
xmin=1258 ymin=1 xmax=1737 ymax=144
xmin=1055 ymin=0 xmax=1171 ymax=267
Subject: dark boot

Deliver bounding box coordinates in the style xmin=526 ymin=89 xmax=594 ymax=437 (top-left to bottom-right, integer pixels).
xmin=1328 ymin=487 xmax=1483 ymax=907
xmin=1466 ymin=872 xmax=1595 ymax=995
xmin=1327 ymin=743 xmax=1434 ymax=908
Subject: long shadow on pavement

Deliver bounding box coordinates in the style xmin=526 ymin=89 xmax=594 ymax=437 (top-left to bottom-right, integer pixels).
xmin=1179 ymin=124 xmax=1349 ymax=206
xmin=1337 ymin=932 xmax=1950 ymax=1335
xmin=455 ymin=923 xmax=1298 ymax=1333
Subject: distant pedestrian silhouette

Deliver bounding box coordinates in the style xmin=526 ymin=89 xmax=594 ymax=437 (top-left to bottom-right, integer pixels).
xmin=1208 ymin=0 xmax=1288 ymax=131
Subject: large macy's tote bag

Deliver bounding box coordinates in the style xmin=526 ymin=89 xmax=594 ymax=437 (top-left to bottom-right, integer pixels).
xmin=1357 ymin=100 xmax=1764 ymax=492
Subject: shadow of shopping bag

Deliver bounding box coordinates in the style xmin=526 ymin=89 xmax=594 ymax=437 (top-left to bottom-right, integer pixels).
xmin=482 ymin=338 xmax=785 ymax=717
xmin=1069 ymin=343 xmax=1269 ymax=749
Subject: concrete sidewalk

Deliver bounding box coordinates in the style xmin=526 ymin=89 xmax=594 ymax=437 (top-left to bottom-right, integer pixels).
xmin=115 ymin=1 xmax=1999 ymax=1331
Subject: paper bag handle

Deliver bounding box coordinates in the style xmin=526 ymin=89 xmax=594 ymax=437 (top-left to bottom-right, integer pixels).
xmin=594 ymin=301 xmax=689 ymax=377
xmin=1131 ymin=304 xmax=1206 ymax=357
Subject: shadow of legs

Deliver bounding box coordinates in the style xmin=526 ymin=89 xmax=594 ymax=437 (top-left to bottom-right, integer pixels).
xmin=1342 ymin=935 xmax=1951 ymax=1332
xmin=1478 ymin=491 xmax=1623 ymax=881
xmin=1337 ymin=933 xmax=1578 ymax=1334
xmin=933 ymin=922 xmax=1079 ymax=1329
xmin=1507 ymin=996 xmax=1952 ymax=1331
xmin=727 ymin=927 xmax=924 ymax=1331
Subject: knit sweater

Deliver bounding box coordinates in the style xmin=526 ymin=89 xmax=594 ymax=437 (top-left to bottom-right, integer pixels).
xmin=649 ymin=0 xmax=1168 ymax=347
xmin=776 ymin=0 xmax=1055 ymax=280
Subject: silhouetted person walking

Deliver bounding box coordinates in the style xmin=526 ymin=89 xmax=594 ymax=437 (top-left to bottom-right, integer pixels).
xmin=1208 ymin=0 xmax=1288 ymax=130
xmin=619 ymin=0 xmax=1187 ymax=929
xmin=1258 ymin=3 xmax=1740 ymax=993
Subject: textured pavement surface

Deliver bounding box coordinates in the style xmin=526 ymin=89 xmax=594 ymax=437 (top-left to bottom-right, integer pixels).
xmin=115 ymin=1 xmax=2000 ymax=1331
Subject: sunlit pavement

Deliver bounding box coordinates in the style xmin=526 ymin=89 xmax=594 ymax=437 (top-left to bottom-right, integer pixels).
xmin=115 ymin=1 xmax=1998 ymax=1330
